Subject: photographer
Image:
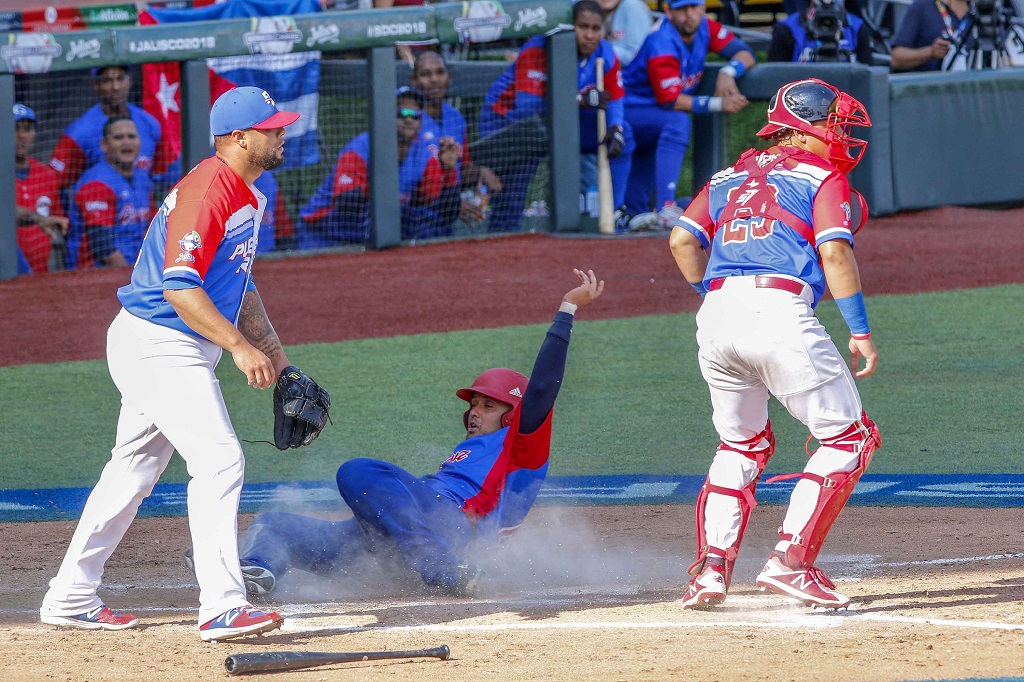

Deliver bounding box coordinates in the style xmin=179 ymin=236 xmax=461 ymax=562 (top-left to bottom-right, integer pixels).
xmin=890 ymin=0 xmax=971 ymax=70
xmin=768 ymin=0 xmax=876 ymax=63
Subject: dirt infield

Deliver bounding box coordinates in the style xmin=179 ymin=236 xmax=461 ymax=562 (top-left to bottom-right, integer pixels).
xmin=4 ymin=508 xmax=1024 ymax=681
xmin=2 ymin=205 xmax=1024 ymax=681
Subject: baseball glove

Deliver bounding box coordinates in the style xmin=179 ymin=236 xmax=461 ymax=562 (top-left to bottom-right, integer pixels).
xmin=273 ymin=365 xmax=331 ymax=450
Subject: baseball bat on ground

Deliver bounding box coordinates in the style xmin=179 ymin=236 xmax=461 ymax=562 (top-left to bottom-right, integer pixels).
xmin=594 ymin=57 xmax=615 ymax=235
xmin=224 ymin=645 xmax=451 ymax=675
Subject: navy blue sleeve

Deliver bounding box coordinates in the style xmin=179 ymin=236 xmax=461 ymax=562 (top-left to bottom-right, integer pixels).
xmin=519 ymin=311 xmax=574 ymax=434
xmin=717 ymin=36 xmax=753 ymax=60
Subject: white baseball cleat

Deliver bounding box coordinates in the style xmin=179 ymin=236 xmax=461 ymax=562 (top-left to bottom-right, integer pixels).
xmin=755 ymin=555 xmax=851 ymax=609
xmin=681 ymin=563 xmax=728 ymax=609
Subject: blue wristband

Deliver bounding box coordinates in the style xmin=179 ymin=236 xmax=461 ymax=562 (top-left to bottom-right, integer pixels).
xmin=834 ymin=292 xmax=870 ymax=336
xmin=726 ymin=59 xmax=747 ymax=78
xmin=691 ymin=281 xmax=708 ymax=298
xmin=691 ymin=96 xmax=722 ymax=114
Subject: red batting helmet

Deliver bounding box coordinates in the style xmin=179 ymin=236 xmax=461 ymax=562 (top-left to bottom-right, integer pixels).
xmin=457 ymin=367 xmax=528 ymax=429
xmin=756 ymin=78 xmax=871 ymax=174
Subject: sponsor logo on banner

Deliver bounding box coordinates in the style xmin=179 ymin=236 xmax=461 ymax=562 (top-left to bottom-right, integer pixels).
xmin=88 ymin=7 xmax=135 ymax=24
xmin=65 ymin=38 xmax=102 ymax=62
xmin=455 ymin=0 xmax=511 ymax=43
xmin=2 ymin=33 xmax=62 ymax=74
xmin=128 ymin=36 xmax=216 ymax=54
xmin=366 ymin=21 xmax=428 ymax=39
xmin=244 ymin=16 xmax=303 ymax=55
xmin=514 ymin=6 xmax=547 ymax=31
xmin=306 ymin=23 xmax=341 ymax=48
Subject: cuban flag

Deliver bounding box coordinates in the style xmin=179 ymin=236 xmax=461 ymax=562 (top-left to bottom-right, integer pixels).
xmin=141 ymin=0 xmax=321 ymax=174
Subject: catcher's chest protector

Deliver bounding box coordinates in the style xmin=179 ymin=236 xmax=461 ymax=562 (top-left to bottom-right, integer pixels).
xmin=716 ymin=148 xmax=817 ymax=247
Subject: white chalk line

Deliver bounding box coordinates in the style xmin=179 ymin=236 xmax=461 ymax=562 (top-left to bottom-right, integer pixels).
xmin=857 ymin=614 xmax=1024 ymax=631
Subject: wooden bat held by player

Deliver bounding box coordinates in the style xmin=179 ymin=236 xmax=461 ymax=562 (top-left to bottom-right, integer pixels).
xmin=595 ymin=57 xmax=615 ymax=235
xmin=224 ymin=645 xmax=451 ymax=675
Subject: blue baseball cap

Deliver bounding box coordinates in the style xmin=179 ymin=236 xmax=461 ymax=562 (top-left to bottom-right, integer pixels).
xmin=210 ymin=86 xmax=300 ymax=135
xmin=396 ymin=85 xmax=425 ymax=106
xmin=666 ymin=0 xmax=704 ymax=7
xmin=13 ymin=103 xmax=36 ymax=122
xmin=91 ymin=64 xmax=129 ymax=78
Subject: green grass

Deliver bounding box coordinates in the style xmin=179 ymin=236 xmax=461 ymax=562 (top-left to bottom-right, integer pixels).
xmin=1 ymin=285 xmax=1021 ymax=490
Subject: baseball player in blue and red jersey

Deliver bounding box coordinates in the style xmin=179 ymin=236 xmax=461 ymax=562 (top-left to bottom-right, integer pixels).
xmin=298 ymin=87 xmax=461 ymax=245
xmin=479 ymin=0 xmax=635 ymax=232
xmin=230 ymin=269 xmax=604 ymax=599
xmin=411 ymin=50 xmax=504 ymax=228
xmin=41 ymin=87 xmax=313 ymax=642
xmin=622 ymin=0 xmax=755 ymax=229
xmin=14 ymin=103 xmax=69 ymax=275
xmin=67 ymin=116 xmax=154 ymax=268
xmin=669 ymin=79 xmax=881 ymax=610
xmin=49 ymin=66 xmax=164 ymax=190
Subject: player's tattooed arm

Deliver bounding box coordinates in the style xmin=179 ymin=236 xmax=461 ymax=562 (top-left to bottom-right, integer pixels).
xmin=238 ymin=289 xmax=290 ymax=374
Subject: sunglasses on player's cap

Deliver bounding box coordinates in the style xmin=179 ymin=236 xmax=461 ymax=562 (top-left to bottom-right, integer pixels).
xmin=210 ymin=86 xmax=300 ymax=135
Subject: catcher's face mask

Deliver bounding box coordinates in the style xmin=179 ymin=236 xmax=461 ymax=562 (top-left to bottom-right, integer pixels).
xmin=757 ymin=78 xmax=871 ymax=174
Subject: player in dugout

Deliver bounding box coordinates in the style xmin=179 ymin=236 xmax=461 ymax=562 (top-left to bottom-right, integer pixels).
xmin=297 ymin=86 xmax=462 ymax=245
xmin=67 ymin=115 xmax=154 ymax=268
xmin=185 ymin=269 xmax=604 ymax=599
xmin=621 ymin=0 xmax=756 ymax=232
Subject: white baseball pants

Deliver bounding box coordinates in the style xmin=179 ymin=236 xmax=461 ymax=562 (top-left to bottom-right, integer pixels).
xmin=41 ymin=308 xmax=249 ymax=625
xmin=694 ymin=276 xmax=864 ymax=552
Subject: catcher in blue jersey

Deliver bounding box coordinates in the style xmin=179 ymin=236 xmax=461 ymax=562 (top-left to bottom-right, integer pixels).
xmin=226 ymin=269 xmax=604 ymax=598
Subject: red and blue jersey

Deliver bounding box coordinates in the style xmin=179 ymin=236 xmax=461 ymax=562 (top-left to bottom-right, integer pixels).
xmin=482 ymin=36 xmax=626 ymax=129
xmin=69 ymin=159 xmax=153 ymax=266
xmin=483 ymin=35 xmax=548 ymax=122
xmin=15 ymin=159 xmax=64 ymax=274
xmin=623 ymin=16 xmax=746 ymax=107
xmin=421 ymin=102 xmax=472 ymax=172
xmin=300 ymin=131 xmax=456 ymax=240
xmin=49 ymin=104 xmax=162 ymax=189
xmin=678 ymin=146 xmax=854 ymax=306
xmin=427 ymin=406 xmax=553 ymax=524
xmin=117 ymin=156 xmax=267 ymax=337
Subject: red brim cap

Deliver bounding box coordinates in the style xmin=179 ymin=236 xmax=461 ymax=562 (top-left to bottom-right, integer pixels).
xmin=756 ymin=123 xmax=784 ymax=138
xmin=252 ymin=110 xmax=300 ymax=130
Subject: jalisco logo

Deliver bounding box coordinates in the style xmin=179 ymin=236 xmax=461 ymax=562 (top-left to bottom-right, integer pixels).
xmin=128 ymin=36 xmax=216 ymax=54
xmin=65 ymin=38 xmax=102 ymax=62
xmin=2 ymin=33 xmax=62 ymax=74
xmin=514 ymin=6 xmax=547 ymax=31
xmin=366 ymin=21 xmax=428 ymax=38
xmin=244 ymin=16 xmax=303 ymax=55
xmin=306 ymin=23 xmax=341 ymax=47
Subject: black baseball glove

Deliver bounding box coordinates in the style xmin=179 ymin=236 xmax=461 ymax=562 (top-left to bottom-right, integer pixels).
xmin=273 ymin=365 xmax=331 ymax=450
xmin=604 ymin=125 xmax=626 ymax=159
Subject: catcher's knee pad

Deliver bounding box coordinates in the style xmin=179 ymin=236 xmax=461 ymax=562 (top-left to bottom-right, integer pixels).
xmin=778 ymin=412 xmax=881 ymax=569
xmin=689 ymin=423 xmax=776 ymax=586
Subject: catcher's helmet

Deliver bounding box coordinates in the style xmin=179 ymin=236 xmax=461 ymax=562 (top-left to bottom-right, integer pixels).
xmin=457 ymin=367 xmax=528 ymax=429
xmin=756 ymin=78 xmax=871 ymax=174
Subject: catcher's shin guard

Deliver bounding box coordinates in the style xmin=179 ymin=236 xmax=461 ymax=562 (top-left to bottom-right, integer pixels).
xmin=775 ymin=412 xmax=881 ymax=569
xmin=688 ymin=423 xmax=776 ymax=587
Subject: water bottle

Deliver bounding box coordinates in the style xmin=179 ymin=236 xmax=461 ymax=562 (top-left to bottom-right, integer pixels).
xmin=586 ymin=185 xmax=599 ymax=218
